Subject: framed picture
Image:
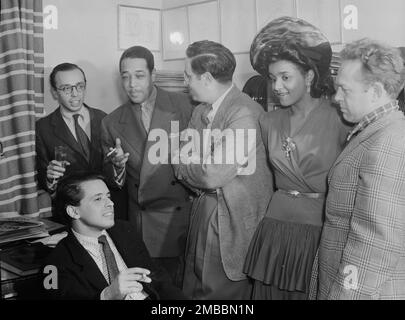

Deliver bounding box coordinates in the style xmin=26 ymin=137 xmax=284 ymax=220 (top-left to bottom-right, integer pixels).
xmin=162 ymin=7 xmax=189 ymax=60
xmin=118 ymin=5 xmax=160 ymax=51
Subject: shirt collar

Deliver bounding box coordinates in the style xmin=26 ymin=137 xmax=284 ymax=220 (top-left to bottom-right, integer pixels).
xmin=208 ymin=84 xmax=233 ymax=122
xmin=72 ymin=228 xmax=108 ymax=254
xmin=141 ymin=86 xmax=157 ymax=111
xmin=347 ymin=100 xmax=399 ymax=141
xmin=60 ymin=104 xmax=89 ymax=122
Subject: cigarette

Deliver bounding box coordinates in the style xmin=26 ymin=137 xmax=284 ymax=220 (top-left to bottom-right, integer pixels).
xmin=106 ymin=148 xmax=117 ymax=157
xmin=142 ymin=272 xmax=152 ymax=280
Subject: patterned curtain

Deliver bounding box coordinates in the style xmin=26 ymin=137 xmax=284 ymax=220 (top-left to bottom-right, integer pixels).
xmin=0 ymin=0 xmax=51 ymax=217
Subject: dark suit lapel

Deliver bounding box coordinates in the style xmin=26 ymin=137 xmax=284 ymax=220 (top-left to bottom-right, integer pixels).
xmin=88 ymin=105 xmax=101 ymax=161
xmin=64 ymin=232 xmax=108 ymax=292
xmin=140 ymin=88 xmax=177 ymax=185
xmin=108 ymin=226 xmax=159 ymax=300
xmin=50 ymin=108 xmax=88 ymax=163
xmin=117 ymin=102 xmax=146 ymax=160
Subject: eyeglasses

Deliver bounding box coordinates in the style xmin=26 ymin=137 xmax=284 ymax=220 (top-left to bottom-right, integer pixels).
xmin=57 ymin=82 xmax=86 ymax=95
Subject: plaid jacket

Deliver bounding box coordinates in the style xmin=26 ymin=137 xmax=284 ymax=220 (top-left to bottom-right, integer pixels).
xmin=314 ymin=109 xmax=405 ymax=300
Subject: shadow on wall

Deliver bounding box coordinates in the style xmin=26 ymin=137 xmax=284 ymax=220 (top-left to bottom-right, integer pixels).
xmin=76 ymin=60 xmax=127 ymax=112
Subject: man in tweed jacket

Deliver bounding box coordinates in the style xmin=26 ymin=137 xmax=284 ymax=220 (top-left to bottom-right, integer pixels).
xmin=313 ymin=39 xmax=405 ymax=299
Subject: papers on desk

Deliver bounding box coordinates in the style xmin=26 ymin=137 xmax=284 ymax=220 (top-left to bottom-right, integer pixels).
xmin=0 ymin=217 xmax=65 ymax=245
xmin=0 ymin=217 xmax=48 ymax=244
xmin=31 ymin=231 xmax=68 ymax=247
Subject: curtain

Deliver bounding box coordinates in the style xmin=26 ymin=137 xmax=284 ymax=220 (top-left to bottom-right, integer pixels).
xmin=0 ymin=0 xmax=51 ymax=217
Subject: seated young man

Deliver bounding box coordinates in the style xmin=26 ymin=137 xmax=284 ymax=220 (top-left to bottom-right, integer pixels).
xmin=42 ymin=172 xmax=186 ymax=300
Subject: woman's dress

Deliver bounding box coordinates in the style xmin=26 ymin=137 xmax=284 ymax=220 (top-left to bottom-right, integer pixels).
xmin=244 ymin=100 xmax=349 ymax=299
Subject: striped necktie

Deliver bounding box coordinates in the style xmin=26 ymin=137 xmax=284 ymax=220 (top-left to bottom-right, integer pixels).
xmin=73 ymin=114 xmax=90 ymax=161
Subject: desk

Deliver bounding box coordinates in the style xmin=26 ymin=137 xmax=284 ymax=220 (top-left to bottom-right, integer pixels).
xmin=1 ymin=267 xmax=43 ymax=299
xmin=0 ymin=218 xmax=66 ymax=300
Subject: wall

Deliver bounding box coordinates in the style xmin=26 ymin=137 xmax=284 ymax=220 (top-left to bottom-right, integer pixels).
xmin=160 ymin=0 xmax=405 ymax=91
xmin=43 ymin=0 xmax=405 ymax=115
xmin=43 ymin=0 xmax=162 ymax=115
xmin=161 ymin=0 xmax=256 ymax=91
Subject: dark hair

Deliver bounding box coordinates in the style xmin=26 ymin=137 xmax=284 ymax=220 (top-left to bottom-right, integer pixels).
xmin=54 ymin=172 xmax=106 ymax=225
xmin=262 ymin=41 xmax=335 ymax=98
xmin=49 ymin=63 xmax=86 ymax=90
xmin=242 ymin=75 xmax=268 ymax=110
xmin=340 ymin=38 xmax=405 ymax=99
xmin=186 ymin=40 xmax=235 ymax=83
xmin=119 ymin=45 xmax=154 ymax=73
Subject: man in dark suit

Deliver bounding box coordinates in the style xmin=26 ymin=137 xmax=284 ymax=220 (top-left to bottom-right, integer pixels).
xmin=101 ymin=46 xmax=193 ymax=287
xmin=172 ymin=40 xmax=272 ymax=299
xmin=42 ymin=172 xmax=185 ymax=300
xmin=36 ymin=63 xmax=126 ymax=218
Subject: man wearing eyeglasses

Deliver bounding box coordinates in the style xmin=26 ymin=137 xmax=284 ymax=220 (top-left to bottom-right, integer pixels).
xmin=36 ymin=63 xmax=107 ymax=197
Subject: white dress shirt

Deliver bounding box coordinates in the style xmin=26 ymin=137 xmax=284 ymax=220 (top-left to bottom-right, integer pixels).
xmin=72 ymin=229 xmax=148 ymax=300
xmin=60 ymin=105 xmax=91 ymax=141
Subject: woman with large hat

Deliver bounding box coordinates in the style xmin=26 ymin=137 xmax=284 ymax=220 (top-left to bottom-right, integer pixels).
xmin=244 ymin=16 xmax=351 ymax=299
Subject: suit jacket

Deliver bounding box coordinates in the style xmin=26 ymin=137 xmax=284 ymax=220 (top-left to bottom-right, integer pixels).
xmin=42 ymin=220 xmax=186 ymax=300
xmin=316 ymin=109 xmax=405 ymax=299
xmin=101 ymin=87 xmax=193 ymax=258
xmin=36 ymin=104 xmax=106 ymax=191
xmin=174 ymin=86 xmax=273 ymax=281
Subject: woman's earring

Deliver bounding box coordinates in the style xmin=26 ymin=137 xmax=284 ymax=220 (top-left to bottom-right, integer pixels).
xmin=306 ymin=83 xmax=311 ymax=93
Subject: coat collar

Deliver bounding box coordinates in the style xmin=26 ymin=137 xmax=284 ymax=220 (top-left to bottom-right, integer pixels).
xmin=117 ymin=87 xmax=177 ymax=123
xmin=50 ymin=104 xmax=94 ymax=163
xmin=64 ymin=230 xmax=108 ymax=292
xmin=210 ymin=86 xmax=241 ymax=130
xmin=113 ymin=87 xmax=181 ymax=184
xmin=114 ymin=87 xmax=178 ymax=163
xmin=330 ymin=110 xmax=402 ymax=170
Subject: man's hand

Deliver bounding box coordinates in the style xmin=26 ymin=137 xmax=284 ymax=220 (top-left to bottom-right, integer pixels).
xmin=103 ymin=267 xmax=152 ymax=300
xmin=46 ymin=160 xmax=70 ymax=183
xmin=108 ymin=138 xmax=129 ymax=170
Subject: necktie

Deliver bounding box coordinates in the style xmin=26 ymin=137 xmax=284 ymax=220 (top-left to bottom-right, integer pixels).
xmin=141 ymin=104 xmax=152 ymax=133
xmin=201 ymin=104 xmax=213 ymax=127
xmin=98 ymin=235 xmax=120 ymax=284
xmin=73 ymin=114 xmax=90 ymax=161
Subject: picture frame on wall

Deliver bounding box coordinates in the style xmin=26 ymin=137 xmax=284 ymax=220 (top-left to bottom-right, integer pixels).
xmin=162 ymin=0 xmax=220 ymax=61
xmin=162 ymin=7 xmax=189 ymax=60
xmin=118 ymin=5 xmax=160 ymax=51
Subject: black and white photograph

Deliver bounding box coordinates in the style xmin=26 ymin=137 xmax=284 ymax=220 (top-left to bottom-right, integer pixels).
xmin=1 ymin=0 xmax=405 ymax=313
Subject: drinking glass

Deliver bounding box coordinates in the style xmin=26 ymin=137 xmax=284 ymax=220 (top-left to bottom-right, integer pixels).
xmin=54 ymin=146 xmax=68 ymax=168
xmin=52 ymin=146 xmax=68 ymax=184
